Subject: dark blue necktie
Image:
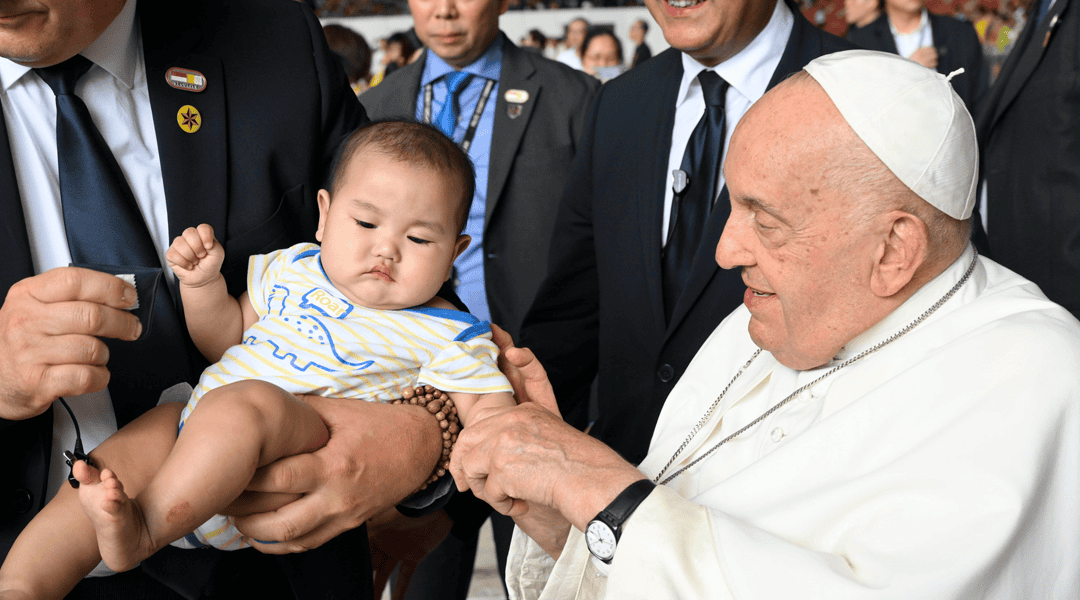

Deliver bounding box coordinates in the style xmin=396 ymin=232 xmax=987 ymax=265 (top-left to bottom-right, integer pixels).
xmin=662 ymin=70 xmax=730 ymax=323
xmin=434 ymin=71 xmax=474 ymax=138
xmin=1035 ymin=0 xmax=1054 ymax=27
xmin=36 ymin=56 xmax=194 ymax=426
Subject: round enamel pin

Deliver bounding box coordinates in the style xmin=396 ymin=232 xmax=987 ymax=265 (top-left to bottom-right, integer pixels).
xmin=177 ymin=105 xmax=201 ymax=133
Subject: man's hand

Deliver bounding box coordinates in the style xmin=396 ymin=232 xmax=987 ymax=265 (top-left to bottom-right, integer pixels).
xmin=449 ymin=400 xmax=644 ymax=557
xmin=0 ymin=268 xmax=140 ymax=420
xmin=165 ymin=224 xmax=225 ymax=288
xmin=228 ymin=395 xmax=443 ymax=554
xmin=488 ymin=324 xmax=560 ymax=419
xmin=910 ymin=46 xmax=939 ymax=69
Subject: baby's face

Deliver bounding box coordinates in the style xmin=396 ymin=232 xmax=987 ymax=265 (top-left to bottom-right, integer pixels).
xmin=316 ymin=153 xmax=469 ymax=310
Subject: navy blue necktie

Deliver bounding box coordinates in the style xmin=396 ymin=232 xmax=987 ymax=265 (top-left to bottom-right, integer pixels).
xmin=434 ymin=71 xmax=474 ymax=138
xmin=36 ymin=56 xmax=194 ymax=426
xmin=662 ymin=70 xmax=730 ymax=323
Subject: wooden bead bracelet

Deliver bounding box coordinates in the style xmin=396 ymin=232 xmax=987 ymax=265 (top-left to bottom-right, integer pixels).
xmin=392 ymin=385 xmax=460 ymax=491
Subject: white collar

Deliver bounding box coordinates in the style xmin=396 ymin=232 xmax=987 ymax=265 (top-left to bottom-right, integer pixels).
xmin=676 ymin=0 xmax=793 ymax=109
xmin=0 ymin=0 xmax=139 ymax=91
xmin=888 ymin=7 xmax=929 ymax=37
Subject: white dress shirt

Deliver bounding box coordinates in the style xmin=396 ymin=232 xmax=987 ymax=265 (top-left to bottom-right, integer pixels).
xmin=888 ymin=8 xmax=934 ymax=59
xmin=661 ymin=0 xmax=793 ymax=243
xmin=0 ymin=0 xmax=173 ymax=510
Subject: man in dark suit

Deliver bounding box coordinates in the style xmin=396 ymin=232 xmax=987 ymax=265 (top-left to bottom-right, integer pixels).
xmin=361 ymin=0 xmax=597 ymax=596
xmin=519 ymin=0 xmax=852 ymax=470
xmin=846 ymin=0 xmax=985 ymax=112
xmin=0 ymin=0 xmax=448 ymax=597
xmin=975 ymin=0 xmax=1080 ymax=318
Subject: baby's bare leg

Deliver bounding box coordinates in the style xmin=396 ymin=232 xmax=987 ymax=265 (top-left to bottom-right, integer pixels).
xmin=0 ymin=402 xmax=183 ymax=600
xmin=84 ymin=380 xmax=328 ymax=571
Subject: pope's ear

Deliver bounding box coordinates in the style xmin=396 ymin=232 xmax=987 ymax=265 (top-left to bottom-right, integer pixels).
xmin=870 ymin=210 xmax=927 ymax=298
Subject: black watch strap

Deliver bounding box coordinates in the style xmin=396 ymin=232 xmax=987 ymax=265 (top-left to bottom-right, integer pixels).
xmin=595 ymin=479 xmax=656 ymax=540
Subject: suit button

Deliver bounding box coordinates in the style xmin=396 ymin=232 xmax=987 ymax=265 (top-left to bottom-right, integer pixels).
xmin=13 ymin=488 xmax=33 ymax=514
xmin=657 ymin=364 xmax=675 ymax=382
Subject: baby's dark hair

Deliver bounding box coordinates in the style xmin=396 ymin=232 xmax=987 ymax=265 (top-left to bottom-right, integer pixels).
xmin=327 ymin=119 xmax=475 ymax=233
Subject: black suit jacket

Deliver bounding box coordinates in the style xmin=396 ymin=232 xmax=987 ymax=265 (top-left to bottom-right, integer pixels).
xmin=975 ymin=0 xmax=1080 ymax=317
xmin=519 ymin=1 xmax=854 ymax=466
xmin=846 ymin=12 xmax=986 ymax=113
xmin=362 ymin=35 xmax=598 ymax=341
xmin=0 ymin=0 xmax=371 ymax=596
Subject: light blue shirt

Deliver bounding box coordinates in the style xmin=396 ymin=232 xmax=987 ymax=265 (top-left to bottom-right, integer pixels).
xmin=416 ymin=37 xmax=503 ymax=322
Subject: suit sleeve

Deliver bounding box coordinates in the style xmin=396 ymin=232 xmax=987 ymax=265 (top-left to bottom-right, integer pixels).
xmin=518 ymin=88 xmax=605 ymax=431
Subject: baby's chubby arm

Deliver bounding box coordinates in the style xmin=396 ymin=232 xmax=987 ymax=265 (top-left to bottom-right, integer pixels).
xmin=448 ymin=391 xmax=516 ymax=427
xmin=165 ymin=224 xmax=257 ymax=362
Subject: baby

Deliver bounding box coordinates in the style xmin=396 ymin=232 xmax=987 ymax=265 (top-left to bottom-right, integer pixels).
xmin=0 ymin=120 xmax=514 ymax=600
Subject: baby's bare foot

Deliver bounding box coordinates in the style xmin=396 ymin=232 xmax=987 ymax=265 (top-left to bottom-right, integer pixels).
xmin=74 ymin=462 xmax=153 ymax=572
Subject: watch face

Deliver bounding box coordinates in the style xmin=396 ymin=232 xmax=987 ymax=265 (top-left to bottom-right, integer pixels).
xmin=586 ymin=520 xmax=617 ymax=561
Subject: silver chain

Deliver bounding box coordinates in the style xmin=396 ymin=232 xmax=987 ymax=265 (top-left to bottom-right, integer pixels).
xmin=653 ymin=248 xmax=979 ymax=486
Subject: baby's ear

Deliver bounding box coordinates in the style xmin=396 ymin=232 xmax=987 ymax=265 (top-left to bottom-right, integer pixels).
xmin=453 ymin=234 xmax=471 ymax=260
xmin=315 ymin=190 xmax=331 ymax=242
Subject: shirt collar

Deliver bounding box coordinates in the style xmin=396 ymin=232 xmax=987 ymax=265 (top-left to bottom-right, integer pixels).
xmin=676 ymin=0 xmax=793 ymax=109
xmin=888 ymin=8 xmax=929 ymax=37
xmin=421 ymin=33 xmax=504 ymax=87
xmin=0 ymin=0 xmax=138 ymax=91
xmin=832 ymin=244 xmax=977 ymax=364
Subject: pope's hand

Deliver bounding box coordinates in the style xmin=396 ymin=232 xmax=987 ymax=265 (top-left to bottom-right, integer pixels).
xmin=0 ymin=268 xmax=140 ymax=420
xmin=227 ymin=395 xmax=443 ymax=553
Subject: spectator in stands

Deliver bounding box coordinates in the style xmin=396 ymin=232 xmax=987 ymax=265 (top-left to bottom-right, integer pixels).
xmin=323 ymin=24 xmax=373 ymax=94
xmin=629 ymin=19 xmax=652 ymax=67
xmin=382 ymin=31 xmax=416 ymax=79
xmin=521 ymin=29 xmax=548 ymax=52
xmin=846 ymin=0 xmax=985 ymax=112
xmin=582 ymin=28 xmax=624 ymax=81
xmin=844 ymin=0 xmax=882 ymax=35
xmin=557 ymin=18 xmax=589 ymax=70
xmin=360 ymin=0 xmax=599 ymax=595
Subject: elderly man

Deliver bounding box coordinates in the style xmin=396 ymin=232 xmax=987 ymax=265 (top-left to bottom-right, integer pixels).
xmin=452 ymin=50 xmax=1080 ymax=599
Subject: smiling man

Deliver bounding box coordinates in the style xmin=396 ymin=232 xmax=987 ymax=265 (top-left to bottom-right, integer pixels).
xmin=452 ymin=51 xmax=1080 ymax=599
xmin=518 ymin=0 xmax=852 ymax=480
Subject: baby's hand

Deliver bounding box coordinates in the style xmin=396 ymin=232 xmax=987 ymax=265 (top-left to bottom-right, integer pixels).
xmin=166 ymin=224 xmax=225 ymax=288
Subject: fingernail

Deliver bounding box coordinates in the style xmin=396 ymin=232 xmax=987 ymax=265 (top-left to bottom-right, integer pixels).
xmin=123 ymin=286 xmax=137 ymax=306
xmin=252 ymin=538 xmax=278 ymax=545
xmin=133 ymin=319 xmax=143 ymax=339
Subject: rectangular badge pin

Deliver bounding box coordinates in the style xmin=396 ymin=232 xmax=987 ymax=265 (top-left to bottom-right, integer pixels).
xmin=166 ymin=67 xmax=207 ymax=92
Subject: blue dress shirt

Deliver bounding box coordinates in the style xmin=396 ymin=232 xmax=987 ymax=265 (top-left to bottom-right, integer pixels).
xmin=416 ymin=38 xmax=503 ymax=322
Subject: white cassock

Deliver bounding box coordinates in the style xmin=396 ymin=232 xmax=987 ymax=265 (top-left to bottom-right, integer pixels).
xmin=507 ymin=246 xmax=1080 ymax=599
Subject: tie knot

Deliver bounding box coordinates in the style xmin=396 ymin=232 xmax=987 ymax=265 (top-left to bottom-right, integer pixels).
xmin=698 ymin=70 xmax=729 ymax=108
xmin=34 ymin=55 xmax=94 ymax=97
xmin=443 ymin=71 xmax=473 ymax=95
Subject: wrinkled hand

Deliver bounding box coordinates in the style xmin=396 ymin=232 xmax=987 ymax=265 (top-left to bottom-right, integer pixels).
xmin=165 ymin=224 xmax=225 ymax=288
xmin=488 ymin=324 xmax=560 ymax=419
xmin=228 ymin=395 xmax=442 ymax=554
xmin=0 ymin=268 xmax=140 ymax=420
xmin=910 ymin=46 xmax=939 ymax=69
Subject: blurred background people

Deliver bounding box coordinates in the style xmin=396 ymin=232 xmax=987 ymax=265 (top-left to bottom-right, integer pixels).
xmin=556 ymin=17 xmax=588 ymax=69
xmin=843 ymin=0 xmax=882 ymax=35
xmin=846 ymin=0 xmax=985 ymax=112
xmin=520 ymin=28 xmax=548 ymax=52
xmin=629 ymin=18 xmax=651 ymax=67
xmin=323 ymin=23 xmax=374 ymax=94
xmin=581 ymin=27 xmax=623 ymax=81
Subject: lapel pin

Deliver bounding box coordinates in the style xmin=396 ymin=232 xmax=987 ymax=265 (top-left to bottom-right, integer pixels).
xmin=166 ymin=67 xmax=207 ymax=92
xmin=177 ymin=105 xmax=202 ymax=133
xmin=504 ymin=89 xmax=529 ymax=103
xmin=508 ymin=104 xmax=523 ymax=119
xmin=672 ymin=169 xmax=688 ymax=194
xmin=1044 ymin=14 xmax=1060 ymax=48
